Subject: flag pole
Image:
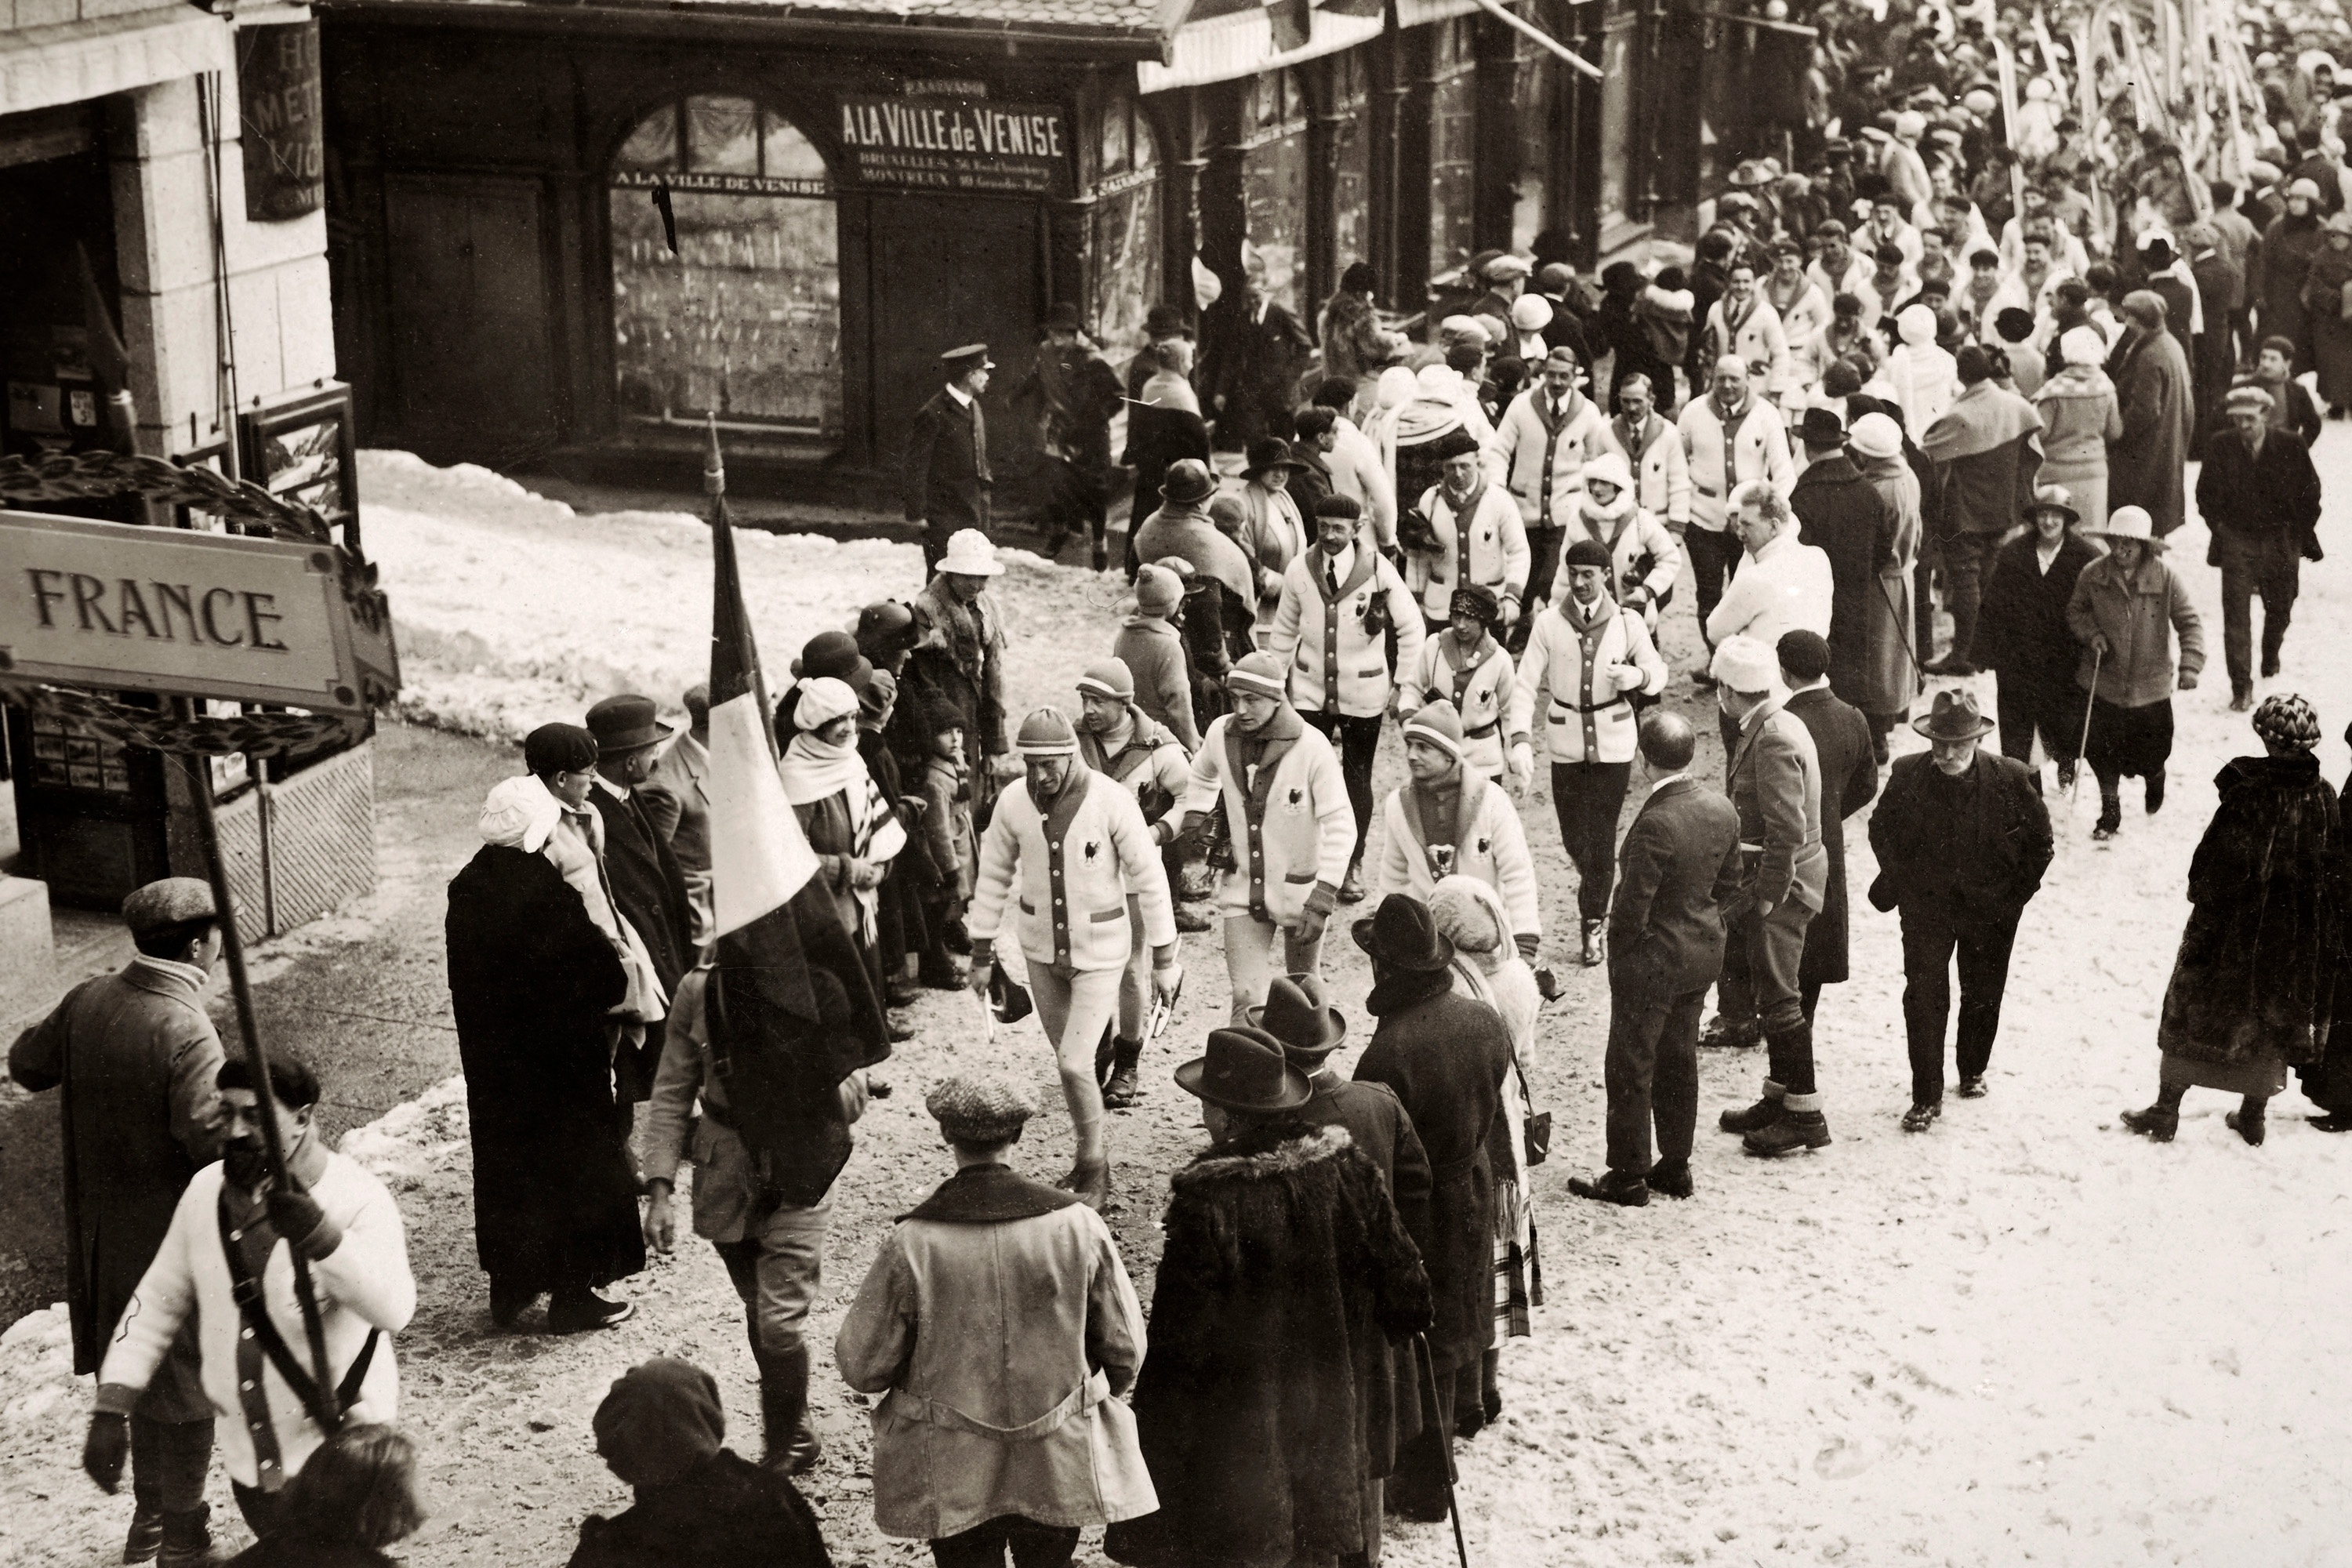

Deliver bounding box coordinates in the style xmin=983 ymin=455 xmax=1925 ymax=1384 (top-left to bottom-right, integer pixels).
xmin=176 ymin=733 xmax=339 ymax=1427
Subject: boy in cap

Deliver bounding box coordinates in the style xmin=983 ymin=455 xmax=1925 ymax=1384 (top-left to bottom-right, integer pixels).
xmin=1272 ymin=492 xmax=1425 ymax=900
xmin=967 ymin=709 xmax=1181 ymax=1207
xmin=837 ymin=1075 xmax=1154 ymax=1568
xmin=12 ymin=878 xmax=225 ymax=1566
xmin=1401 ymin=583 xmax=1516 ymax=784
xmin=1111 ymin=564 xmax=1200 ymax=750
xmin=1108 ymin=1027 xmax=1430 ymax=1568
xmin=1075 ymin=659 xmax=1203 ymax=1103
xmin=1174 ymin=652 xmax=1356 ymax=1020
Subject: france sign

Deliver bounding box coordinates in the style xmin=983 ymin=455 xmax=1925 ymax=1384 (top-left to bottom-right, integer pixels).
xmin=0 ymin=510 xmax=397 ymax=715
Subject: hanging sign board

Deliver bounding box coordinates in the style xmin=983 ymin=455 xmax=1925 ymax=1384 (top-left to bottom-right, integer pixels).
xmin=239 ymin=21 xmax=326 ymax=221
xmin=836 ymin=93 xmax=1073 ymax=196
xmin=0 ymin=511 xmax=395 ymax=714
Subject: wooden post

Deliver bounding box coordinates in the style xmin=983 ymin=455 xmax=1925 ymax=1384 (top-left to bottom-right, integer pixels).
xmin=176 ymin=741 xmax=339 ymax=1428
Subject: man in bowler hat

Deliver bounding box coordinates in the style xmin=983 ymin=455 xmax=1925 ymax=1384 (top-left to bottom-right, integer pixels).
xmin=1570 ymin=715 xmax=1743 ymax=1207
xmin=12 ymin=877 xmax=226 ymax=1566
xmin=902 ymin=344 xmax=996 ymax=575
xmin=585 ymin=694 xmax=695 ymax=1100
xmin=1867 ymin=689 xmax=2053 ymax=1131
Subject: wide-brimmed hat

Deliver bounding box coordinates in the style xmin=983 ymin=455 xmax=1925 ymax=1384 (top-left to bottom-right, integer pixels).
xmin=1174 ymin=1026 xmax=1314 ymax=1113
xmin=2024 ymin=484 xmax=2078 ymax=525
xmin=1912 ymin=688 xmax=1996 ymax=742
xmin=1351 ymin=893 xmax=1455 ymax=973
xmin=1246 ymin=973 xmax=1348 ymax=1062
xmin=1161 ymin=458 xmax=1216 ymax=505
xmin=585 ymin=693 xmax=673 ymax=755
xmin=1729 ymin=158 xmax=1776 ymax=187
xmin=1243 ymin=437 xmax=1301 ymax=478
xmin=937 ymin=528 xmax=1006 ymax=576
xmin=2085 ymin=505 xmax=2165 ymax=551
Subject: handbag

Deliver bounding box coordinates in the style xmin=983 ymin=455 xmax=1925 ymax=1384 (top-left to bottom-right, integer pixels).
xmin=1510 ymin=1031 xmax=1551 ymax=1167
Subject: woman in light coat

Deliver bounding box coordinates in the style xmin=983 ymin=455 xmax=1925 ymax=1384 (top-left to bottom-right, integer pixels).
xmin=2031 ymin=326 xmax=2123 ymax=531
xmin=2065 ymin=507 xmax=2205 ymax=841
xmin=1847 ymin=414 xmax=1922 ymax=760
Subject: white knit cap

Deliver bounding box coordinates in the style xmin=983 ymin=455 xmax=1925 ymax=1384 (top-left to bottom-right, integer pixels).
xmin=1377 ymin=365 xmax=1417 ymax=409
xmin=2060 ymin=326 xmax=2108 ymax=368
xmin=1897 ymin=305 xmax=1936 ymax=347
xmin=794 ymin=677 xmax=858 ymax=730
xmin=1710 ymin=633 xmax=1781 ymax=695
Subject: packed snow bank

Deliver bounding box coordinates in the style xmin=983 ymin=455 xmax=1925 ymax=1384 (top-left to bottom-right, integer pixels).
xmin=361 ymin=449 xmax=1127 ymax=742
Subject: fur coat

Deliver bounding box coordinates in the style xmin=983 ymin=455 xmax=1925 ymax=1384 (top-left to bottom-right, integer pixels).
xmin=1105 ymin=1124 xmax=1432 ymax=1568
xmin=2158 ymin=753 xmax=2341 ymax=1067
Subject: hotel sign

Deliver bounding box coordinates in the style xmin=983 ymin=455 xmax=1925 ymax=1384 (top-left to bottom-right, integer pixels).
xmin=837 ymin=94 xmax=1073 ymax=196
xmin=0 ymin=512 xmax=394 ymax=715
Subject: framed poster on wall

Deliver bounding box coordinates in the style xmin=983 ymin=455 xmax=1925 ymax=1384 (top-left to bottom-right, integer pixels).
xmin=239 ymin=383 xmax=358 ymax=548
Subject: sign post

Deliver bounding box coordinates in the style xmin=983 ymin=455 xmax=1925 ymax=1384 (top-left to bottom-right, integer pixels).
xmin=0 ymin=459 xmax=396 ymax=1431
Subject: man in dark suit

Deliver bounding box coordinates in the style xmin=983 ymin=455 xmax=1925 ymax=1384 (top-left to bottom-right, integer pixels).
xmin=584 ymin=694 xmax=696 ymax=1102
xmin=900 ymin=343 xmax=995 ymax=575
xmin=1867 ymin=689 xmax=2053 ymax=1131
xmin=1570 ymin=713 xmax=1743 ymax=1207
xmin=638 ymin=682 xmax=712 ymax=946
xmin=2195 ymin=384 xmax=2325 ymax=710
xmin=1777 ymin=632 xmax=1878 ymax=1028
xmin=1197 ymin=260 xmax=1313 ymax=452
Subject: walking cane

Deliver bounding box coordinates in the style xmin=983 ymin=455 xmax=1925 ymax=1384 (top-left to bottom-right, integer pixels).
xmin=1414 ymin=1333 xmax=1473 ymax=1568
xmin=2069 ymin=644 xmax=2104 ymax=799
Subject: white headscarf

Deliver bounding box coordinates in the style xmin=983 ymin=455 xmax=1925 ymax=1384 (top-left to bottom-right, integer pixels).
xmin=478 ymin=774 xmax=561 ymax=853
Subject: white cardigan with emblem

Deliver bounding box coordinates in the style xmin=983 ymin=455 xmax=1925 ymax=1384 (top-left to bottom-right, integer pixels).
xmin=1271 ymin=543 xmax=1425 ymax=719
xmin=969 ymin=770 xmax=1176 ymax=975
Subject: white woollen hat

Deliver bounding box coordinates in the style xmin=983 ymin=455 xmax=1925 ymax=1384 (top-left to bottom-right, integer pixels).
xmin=1710 ymin=634 xmax=1781 ymax=695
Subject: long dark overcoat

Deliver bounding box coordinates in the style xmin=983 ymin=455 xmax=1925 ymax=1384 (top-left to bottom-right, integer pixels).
xmin=1784 ymin=684 xmax=1878 ymax=987
xmin=2107 ymin=324 xmax=2195 ymax=535
xmin=1791 ymin=450 xmax=1899 ymax=711
xmin=2158 ymin=753 xmax=2339 ymax=1067
xmin=1105 ymin=1124 xmax=1430 ymax=1568
xmin=1353 ymin=969 xmax=1508 ymax=1366
xmin=446 ymin=844 xmax=643 ymax=1294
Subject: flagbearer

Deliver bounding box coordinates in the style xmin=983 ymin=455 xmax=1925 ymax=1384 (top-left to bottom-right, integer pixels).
xmin=967 ymin=708 xmax=1182 ymax=1209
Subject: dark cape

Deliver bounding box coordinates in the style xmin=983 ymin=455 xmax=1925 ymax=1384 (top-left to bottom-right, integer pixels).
xmin=1791 ymin=451 xmax=1898 ymax=710
xmin=1105 ymin=1124 xmax=1431 ymax=1568
xmin=2158 ymin=753 xmax=2339 ymax=1068
xmin=1784 ymin=684 xmax=1878 ymax=986
xmin=1352 ymin=968 xmax=1508 ymax=1365
xmin=566 ymin=1448 xmax=832 ymax=1568
xmin=446 ymin=844 xmax=644 ymax=1293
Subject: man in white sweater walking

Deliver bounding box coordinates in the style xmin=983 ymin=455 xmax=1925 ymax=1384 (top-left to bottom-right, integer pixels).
xmin=84 ymin=1050 xmax=415 ymax=1539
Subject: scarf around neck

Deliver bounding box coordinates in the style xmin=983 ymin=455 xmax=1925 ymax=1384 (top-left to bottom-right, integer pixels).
xmin=780 ymin=731 xmax=870 ymax=808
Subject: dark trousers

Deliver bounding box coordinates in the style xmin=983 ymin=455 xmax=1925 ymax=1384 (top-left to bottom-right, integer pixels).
xmin=130 ymin=1413 xmax=212 ymax=1518
xmin=1941 ymin=532 xmax=1998 ymax=665
xmin=931 ymin=1515 xmax=1081 ymax=1568
xmin=1604 ymin=984 xmax=1707 ymax=1173
xmin=1040 ymin=458 xmax=1111 ymax=566
xmin=1552 ymin=760 xmax=1632 ymax=920
xmin=1512 ymin=525 xmax=1566 ymax=654
xmin=1686 ymin=526 xmax=1742 ymax=649
xmin=1994 ymin=671 xmax=2081 ymax=769
xmin=1900 ymin=902 xmax=2021 ymax=1105
xmin=2212 ymin=525 xmax=2301 ymax=686
xmin=1303 ymin=708 xmax=1384 ymax=862
xmin=1914 ymin=542 xmax=1939 ymax=667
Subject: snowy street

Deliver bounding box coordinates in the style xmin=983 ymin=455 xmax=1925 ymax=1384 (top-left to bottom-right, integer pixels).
xmin=5 ymin=437 xmax=2352 ymax=1567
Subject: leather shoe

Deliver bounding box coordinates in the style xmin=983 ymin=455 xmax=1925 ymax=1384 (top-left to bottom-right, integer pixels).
xmin=1719 ymin=1093 xmax=1784 ymax=1134
xmin=1567 ymin=1170 xmax=1650 ymax=1207
xmin=1579 ymin=920 xmax=1603 ymax=967
xmin=1174 ymin=904 xmax=1214 ymax=934
xmin=1698 ymin=1014 xmax=1760 ymax=1050
xmin=547 ymin=1290 xmax=634 ymax=1334
xmin=1338 ymin=862 xmax=1367 ymax=904
xmin=886 ymin=978 xmax=923 ymax=1008
xmin=2225 ymin=1106 xmax=2267 ymax=1146
xmin=1743 ymin=1109 xmax=1832 ymax=1156
xmin=123 ymin=1507 xmax=163 ymax=1565
xmin=1955 ymin=1076 xmax=1987 ymax=1099
xmin=1901 ymin=1102 xmax=1941 ymax=1132
xmin=1643 ymin=1160 xmax=1693 ymax=1199
xmin=2119 ymin=1104 xmax=2178 ymax=1142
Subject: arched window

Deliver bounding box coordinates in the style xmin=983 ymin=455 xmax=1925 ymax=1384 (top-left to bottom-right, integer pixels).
xmin=609 ymin=96 xmax=843 ymax=441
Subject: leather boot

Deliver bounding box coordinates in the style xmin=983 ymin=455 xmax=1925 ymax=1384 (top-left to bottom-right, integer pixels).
xmin=1102 ymin=1037 xmax=1145 ymax=1109
xmin=157 ymin=1505 xmax=212 ymax=1568
xmin=1094 ymin=1022 xmax=1118 ymax=1088
xmin=758 ymin=1343 xmax=820 ymax=1475
xmin=1580 ymin=919 xmax=1603 ymax=967
xmin=1743 ymin=1091 xmax=1832 ymax=1156
xmin=2226 ymin=1098 xmax=2268 ymax=1146
xmin=2120 ymin=1103 xmax=2180 ymax=1142
xmin=1698 ymin=1014 xmax=1761 ymax=1050
xmin=1059 ymin=1158 xmax=1112 ymax=1210
xmin=1719 ymin=1079 xmax=1785 ymax=1133
xmin=123 ymin=1504 xmax=163 ymax=1565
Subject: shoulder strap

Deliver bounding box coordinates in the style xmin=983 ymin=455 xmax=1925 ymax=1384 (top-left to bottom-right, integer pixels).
xmin=216 ymin=1189 xmax=376 ymax=1434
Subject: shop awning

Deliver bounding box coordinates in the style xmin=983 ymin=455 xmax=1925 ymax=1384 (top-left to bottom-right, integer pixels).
xmin=1395 ymin=0 xmax=1555 ymax=27
xmin=1138 ymin=0 xmax=1386 ymax=92
xmin=1 ymin=7 xmax=234 ymax=117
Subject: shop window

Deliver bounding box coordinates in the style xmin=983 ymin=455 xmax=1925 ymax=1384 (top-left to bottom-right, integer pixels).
xmin=1598 ymin=3 xmax=1639 ymax=238
xmin=1328 ymin=51 xmax=1373 ymax=289
xmin=608 ymin=96 xmax=843 ymax=441
xmin=1428 ymin=20 xmax=1478 ymax=287
xmin=1241 ymin=69 xmax=1311 ymax=316
xmin=1091 ymin=89 xmax=1163 ymax=363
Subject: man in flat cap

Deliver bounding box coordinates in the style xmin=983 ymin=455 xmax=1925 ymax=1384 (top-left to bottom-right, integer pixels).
xmin=12 ymin=878 xmax=226 ymax=1566
xmin=902 ymin=344 xmax=996 ymax=575
xmin=2195 ymin=381 xmax=2325 ymax=710
xmin=585 ymin=695 xmax=695 ymax=1099
xmin=838 ymin=1074 xmax=1154 ymax=1568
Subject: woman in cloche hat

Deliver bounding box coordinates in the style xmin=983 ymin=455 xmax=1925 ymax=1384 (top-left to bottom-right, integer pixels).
xmin=2064 ymin=506 xmax=2205 ymax=840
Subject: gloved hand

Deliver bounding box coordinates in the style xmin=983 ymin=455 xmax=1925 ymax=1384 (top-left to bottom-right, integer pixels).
xmin=2177 ymin=670 xmax=2199 ymax=691
xmin=266 ymin=1176 xmax=328 ymax=1253
xmin=83 ymin=1411 xmax=127 ymax=1494
xmin=1508 ymin=742 xmax=1535 ymax=791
